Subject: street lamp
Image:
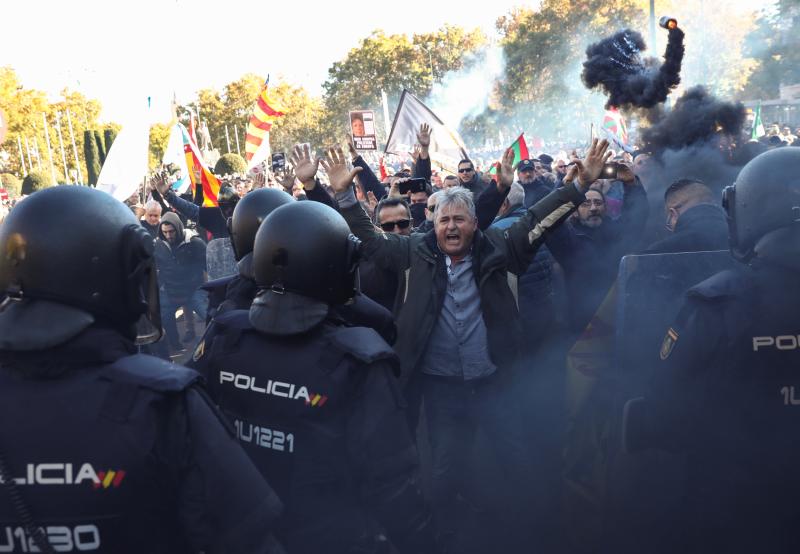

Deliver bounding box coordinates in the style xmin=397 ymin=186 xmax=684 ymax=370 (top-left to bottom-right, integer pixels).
xmin=420 ymin=45 xmax=434 ymax=82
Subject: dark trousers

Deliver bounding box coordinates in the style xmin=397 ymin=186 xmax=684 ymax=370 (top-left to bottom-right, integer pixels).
xmin=422 ymin=372 xmax=532 ymax=549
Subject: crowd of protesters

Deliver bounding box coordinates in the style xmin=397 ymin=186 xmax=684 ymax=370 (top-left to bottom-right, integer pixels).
xmin=0 ymin=107 xmax=796 ymax=553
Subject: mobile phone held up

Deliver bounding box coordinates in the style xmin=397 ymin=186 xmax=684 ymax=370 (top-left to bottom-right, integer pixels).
xmin=601 ymin=162 xmax=621 ymax=180
xmin=398 ymin=178 xmax=428 ymax=195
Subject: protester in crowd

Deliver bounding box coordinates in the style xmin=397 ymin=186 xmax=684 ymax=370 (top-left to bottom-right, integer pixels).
xmin=546 ymin=159 xmax=649 ymax=332
xmin=644 ymin=178 xmax=729 ymax=254
xmin=517 ymin=158 xmax=555 ymax=209
xmin=489 ymin=182 xmax=557 ymax=350
xmin=141 ymin=199 xmax=162 ymax=239
xmin=155 ymin=212 xmax=208 ymax=352
xmin=150 ymin=173 xmax=238 ymax=239
xmin=326 ymin=139 xmax=611 ymax=550
xmin=416 ymin=189 xmax=442 ymax=234
xmin=442 ymin=174 xmax=459 ymax=188
xmin=456 ymin=158 xmax=489 ymax=199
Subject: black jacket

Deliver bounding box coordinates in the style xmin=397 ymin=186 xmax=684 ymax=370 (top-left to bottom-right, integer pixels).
xmin=643 ymin=203 xmax=729 ymax=254
xmin=154 ymin=212 xmax=207 ymax=300
xmin=0 ymin=325 xmax=284 ymax=553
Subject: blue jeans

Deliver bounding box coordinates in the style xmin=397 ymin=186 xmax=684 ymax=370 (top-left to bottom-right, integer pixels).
xmin=159 ymin=287 xmax=208 ymax=344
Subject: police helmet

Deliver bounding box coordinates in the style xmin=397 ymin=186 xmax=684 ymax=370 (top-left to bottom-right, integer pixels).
xmin=723 ymin=148 xmax=800 ymax=262
xmin=217 ymin=184 xmax=240 ymax=219
xmin=229 ymin=188 xmax=293 ymax=260
xmin=253 ymin=201 xmax=360 ymax=305
xmin=0 ymin=187 xmax=162 ymax=348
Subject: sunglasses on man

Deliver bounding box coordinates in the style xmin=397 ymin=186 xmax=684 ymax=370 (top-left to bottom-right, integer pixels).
xmin=457 ymin=167 xmax=474 ymax=173
xmin=380 ymin=219 xmax=411 ymax=232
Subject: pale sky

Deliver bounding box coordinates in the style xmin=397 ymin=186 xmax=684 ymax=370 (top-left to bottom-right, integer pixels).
xmin=2 ymin=0 xmax=763 ymax=125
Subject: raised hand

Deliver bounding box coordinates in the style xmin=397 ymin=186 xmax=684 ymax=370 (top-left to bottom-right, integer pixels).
xmin=149 ymin=171 xmax=170 ymax=195
xmin=346 ymin=136 xmax=359 ymax=161
xmin=497 ymin=147 xmax=515 ymax=191
xmin=252 ymin=171 xmax=266 ymax=189
xmin=290 ymin=144 xmax=319 ymax=188
xmin=279 ymin=166 xmax=297 ymax=191
xmin=320 ymin=146 xmax=362 ymax=194
xmin=574 ymin=138 xmax=612 ymax=191
xmin=616 ymin=161 xmax=636 ymax=184
xmin=417 ymin=123 xmax=431 ymax=147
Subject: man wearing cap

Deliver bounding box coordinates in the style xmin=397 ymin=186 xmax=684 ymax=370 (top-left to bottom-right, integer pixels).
xmin=517 ymin=159 xmax=554 ymax=209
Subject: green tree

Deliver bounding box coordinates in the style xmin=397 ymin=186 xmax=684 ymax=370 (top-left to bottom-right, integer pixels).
xmin=21 ymin=170 xmax=52 ymax=195
xmin=94 ymin=130 xmax=107 ymax=165
xmin=83 ymin=129 xmax=101 ymax=185
xmin=103 ymin=127 xmax=118 ymax=153
xmin=322 ymin=26 xmax=487 ymax=145
xmin=741 ymin=0 xmax=799 ymax=99
xmin=149 ymin=122 xmax=173 ymax=170
xmin=214 ymin=153 xmax=247 ymax=176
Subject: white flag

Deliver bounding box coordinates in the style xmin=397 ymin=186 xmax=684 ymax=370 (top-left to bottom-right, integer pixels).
xmin=96 ymin=120 xmax=150 ymax=202
xmin=162 ymin=123 xmax=191 ymax=194
xmin=384 ymin=90 xmax=469 ymax=172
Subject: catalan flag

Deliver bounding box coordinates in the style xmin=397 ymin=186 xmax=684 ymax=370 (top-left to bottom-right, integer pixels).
xmin=245 ymin=79 xmax=285 ymax=170
xmin=180 ymin=123 xmax=221 ymax=207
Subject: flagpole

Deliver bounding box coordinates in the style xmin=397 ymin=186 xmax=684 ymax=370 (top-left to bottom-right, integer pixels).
xmin=225 ymin=125 xmax=231 ymax=153
xmin=16 ymin=136 xmax=26 ymax=176
xmin=42 ymin=113 xmax=57 ymax=184
xmin=55 ymin=112 xmax=69 ymax=182
xmin=33 ymin=140 xmax=43 ymax=172
xmin=66 ymin=110 xmax=83 ymax=184
xmin=234 ymin=124 xmax=241 ymax=156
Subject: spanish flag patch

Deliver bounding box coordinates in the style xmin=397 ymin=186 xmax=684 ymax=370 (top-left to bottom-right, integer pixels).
xmin=660 ymin=328 xmax=679 ymax=360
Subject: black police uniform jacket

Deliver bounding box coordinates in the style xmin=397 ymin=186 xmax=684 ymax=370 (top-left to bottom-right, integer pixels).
xmin=629 ymin=262 xmax=800 ymax=553
xmin=0 ymin=326 xmax=283 ymax=554
xmin=190 ymin=310 xmax=435 ymax=554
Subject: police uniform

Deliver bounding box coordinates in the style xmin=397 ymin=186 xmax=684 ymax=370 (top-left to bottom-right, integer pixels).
xmin=191 ymin=307 xmax=431 ymax=553
xmin=191 ymin=200 xmax=437 ymax=554
xmin=624 ymin=148 xmax=800 ymax=553
xmin=0 ymin=186 xmax=284 ymax=553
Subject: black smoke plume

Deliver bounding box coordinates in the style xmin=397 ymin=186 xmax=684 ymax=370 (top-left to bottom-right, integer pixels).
xmin=582 ymin=27 xmax=685 ymax=110
xmin=641 ymin=86 xmax=746 ymax=153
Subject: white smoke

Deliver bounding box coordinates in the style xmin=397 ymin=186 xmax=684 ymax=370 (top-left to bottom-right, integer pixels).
xmin=427 ymin=45 xmax=505 ymax=131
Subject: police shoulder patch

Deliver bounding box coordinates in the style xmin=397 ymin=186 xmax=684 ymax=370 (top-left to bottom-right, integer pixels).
xmin=192 ymin=339 xmax=205 ymax=362
xmin=660 ymin=327 xmax=679 ymax=360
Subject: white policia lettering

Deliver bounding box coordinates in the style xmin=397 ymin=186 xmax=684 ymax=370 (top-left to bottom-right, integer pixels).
xmin=0 ymin=524 xmax=100 ymax=552
xmin=219 ymin=371 xmax=312 ymax=402
xmin=752 ymin=335 xmax=800 ymax=351
xmin=233 ymin=419 xmax=295 ymax=453
xmin=0 ymin=463 xmax=102 ymax=486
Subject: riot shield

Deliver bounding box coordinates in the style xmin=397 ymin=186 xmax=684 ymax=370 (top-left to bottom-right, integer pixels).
xmin=604 ymin=250 xmax=735 ymax=552
xmin=206 ymin=237 xmax=237 ymax=280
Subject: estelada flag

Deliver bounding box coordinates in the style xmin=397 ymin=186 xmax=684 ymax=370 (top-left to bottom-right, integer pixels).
xmin=180 ymin=123 xmax=220 ymax=207
xmin=245 ymin=79 xmax=285 ymax=170
xmin=489 ymin=133 xmax=529 ymax=175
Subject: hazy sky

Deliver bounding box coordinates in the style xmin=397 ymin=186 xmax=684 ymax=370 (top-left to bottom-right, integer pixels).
xmin=3 ymin=0 xmax=764 ymax=124
xmin=3 ymin=0 xmax=530 ymax=123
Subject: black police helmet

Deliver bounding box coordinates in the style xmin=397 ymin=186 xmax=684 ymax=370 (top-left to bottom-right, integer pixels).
xmin=217 ymin=184 xmax=240 ymax=219
xmin=229 ymin=188 xmax=293 ymax=261
xmin=253 ymin=201 xmax=360 ymax=305
xmin=0 ymin=187 xmax=161 ymax=345
xmin=723 ymin=147 xmax=800 ymax=262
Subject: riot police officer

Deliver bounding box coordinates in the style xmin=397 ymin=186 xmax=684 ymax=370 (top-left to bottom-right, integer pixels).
xmin=623 ymin=148 xmax=800 ymax=553
xmin=191 ymin=201 xmax=439 ymax=553
xmin=0 ymin=187 xmax=284 ymax=553
xmin=204 ymin=186 xmax=396 ymax=343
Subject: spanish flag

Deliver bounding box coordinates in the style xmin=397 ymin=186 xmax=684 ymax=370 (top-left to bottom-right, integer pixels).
xmin=245 ymin=78 xmax=285 ymax=170
xmin=180 ymin=123 xmax=221 ymax=207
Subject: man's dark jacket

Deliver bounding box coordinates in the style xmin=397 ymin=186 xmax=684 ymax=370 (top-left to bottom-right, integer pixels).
xmin=340 ymin=184 xmax=585 ymax=384
xmin=643 ymin=203 xmax=729 ymax=254
xmin=154 ymin=212 xmax=207 ymax=301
